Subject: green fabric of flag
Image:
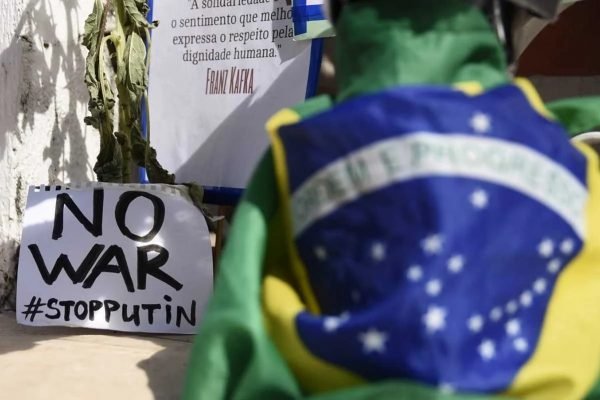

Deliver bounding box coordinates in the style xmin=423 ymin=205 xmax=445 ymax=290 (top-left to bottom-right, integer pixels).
xmin=547 ymin=96 xmax=600 ymax=137
xmin=183 ymin=1 xmax=600 ymax=399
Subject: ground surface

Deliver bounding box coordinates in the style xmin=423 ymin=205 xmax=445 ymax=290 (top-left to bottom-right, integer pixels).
xmin=0 ymin=311 xmax=193 ymax=400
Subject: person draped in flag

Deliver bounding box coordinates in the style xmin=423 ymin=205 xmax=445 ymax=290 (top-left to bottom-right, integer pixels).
xmin=184 ymin=1 xmax=600 ymax=399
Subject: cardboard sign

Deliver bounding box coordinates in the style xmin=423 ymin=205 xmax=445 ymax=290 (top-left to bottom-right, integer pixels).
xmin=16 ymin=183 xmax=213 ymax=334
xmin=148 ymin=0 xmax=320 ymax=191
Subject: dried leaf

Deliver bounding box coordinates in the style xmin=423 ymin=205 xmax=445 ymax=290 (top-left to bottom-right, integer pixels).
xmin=123 ymin=0 xmax=158 ymax=30
xmin=123 ymin=31 xmax=147 ymax=104
xmin=82 ymin=0 xmax=104 ymax=51
xmin=94 ymin=136 xmax=124 ymax=183
xmin=145 ymin=146 xmax=176 ymax=184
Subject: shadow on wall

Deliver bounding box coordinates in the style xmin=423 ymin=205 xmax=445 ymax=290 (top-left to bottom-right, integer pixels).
xmin=0 ymin=240 xmax=18 ymax=309
xmin=0 ymin=0 xmax=97 ymax=310
xmin=0 ymin=0 xmax=94 ymax=183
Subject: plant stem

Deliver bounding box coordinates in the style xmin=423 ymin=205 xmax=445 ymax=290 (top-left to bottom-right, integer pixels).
xmin=114 ymin=0 xmax=132 ymax=183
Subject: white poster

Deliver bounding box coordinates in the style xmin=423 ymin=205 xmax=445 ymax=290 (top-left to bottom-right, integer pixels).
xmin=148 ymin=0 xmax=315 ymax=190
xmin=16 ymin=184 xmax=213 ymax=334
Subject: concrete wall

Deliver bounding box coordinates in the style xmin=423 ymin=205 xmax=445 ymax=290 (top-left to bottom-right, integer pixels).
xmin=0 ymin=0 xmax=98 ymax=308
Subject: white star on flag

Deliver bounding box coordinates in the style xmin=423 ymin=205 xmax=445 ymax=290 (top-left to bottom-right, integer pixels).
xmin=538 ymin=239 xmax=554 ymax=258
xmin=514 ymin=338 xmax=529 ymax=353
xmin=520 ymin=291 xmax=533 ymax=307
xmin=426 ymin=279 xmax=443 ymax=297
xmin=479 ymin=339 xmax=496 ymax=361
xmin=470 ymin=189 xmax=489 ymax=209
xmin=471 ymin=112 xmax=492 ymax=134
xmin=359 ymin=328 xmax=388 ymax=354
xmin=533 ymin=278 xmax=547 ymax=294
xmin=423 ymin=305 xmax=447 ymax=333
xmin=324 ymin=318 xmax=340 ymax=333
xmin=422 ymin=234 xmax=444 ymax=255
xmin=314 ymin=246 xmax=328 ymax=261
xmin=371 ymin=242 xmax=386 ymax=262
xmin=323 ymin=313 xmax=350 ymax=333
xmin=490 ymin=307 xmax=503 ymax=322
xmin=533 ymin=278 xmax=548 ymax=294
xmin=506 ymin=301 xmax=518 ymax=315
xmin=468 ymin=315 xmax=484 ymax=333
xmin=547 ymin=258 xmax=561 ymax=274
xmin=439 ymin=383 xmax=455 ymax=395
xmin=560 ymin=238 xmax=575 ymax=255
xmin=407 ymin=265 xmax=423 ymax=282
xmin=506 ymin=319 xmax=521 ymax=336
xmin=447 ymin=255 xmax=465 ymax=274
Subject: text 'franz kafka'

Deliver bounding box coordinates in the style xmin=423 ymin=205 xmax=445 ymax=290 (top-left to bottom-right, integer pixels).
xmin=206 ymin=66 xmax=254 ymax=95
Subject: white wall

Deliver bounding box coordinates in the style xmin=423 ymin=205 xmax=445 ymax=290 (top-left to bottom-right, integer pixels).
xmin=0 ymin=0 xmax=98 ymax=307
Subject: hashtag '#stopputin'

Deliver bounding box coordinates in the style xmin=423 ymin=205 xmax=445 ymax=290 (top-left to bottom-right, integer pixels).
xmin=22 ymin=296 xmax=46 ymax=322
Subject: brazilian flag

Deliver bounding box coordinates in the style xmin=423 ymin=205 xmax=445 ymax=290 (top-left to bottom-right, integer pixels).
xmin=184 ymin=1 xmax=600 ymax=399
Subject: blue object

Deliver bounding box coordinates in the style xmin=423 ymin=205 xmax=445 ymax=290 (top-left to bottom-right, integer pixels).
xmin=275 ymin=84 xmax=587 ymax=392
xmin=292 ymin=0 xmax=328 ymax=36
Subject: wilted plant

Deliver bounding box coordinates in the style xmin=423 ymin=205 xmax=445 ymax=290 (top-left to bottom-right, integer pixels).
xmin=83 ymin=0 xmax=174 ymax=185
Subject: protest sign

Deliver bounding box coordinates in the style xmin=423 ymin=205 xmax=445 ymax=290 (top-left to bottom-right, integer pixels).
xmin=16 ymin=183 xmax=213 ymax=334
xmin=148 ymin=0 xmax=322 ymax=196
